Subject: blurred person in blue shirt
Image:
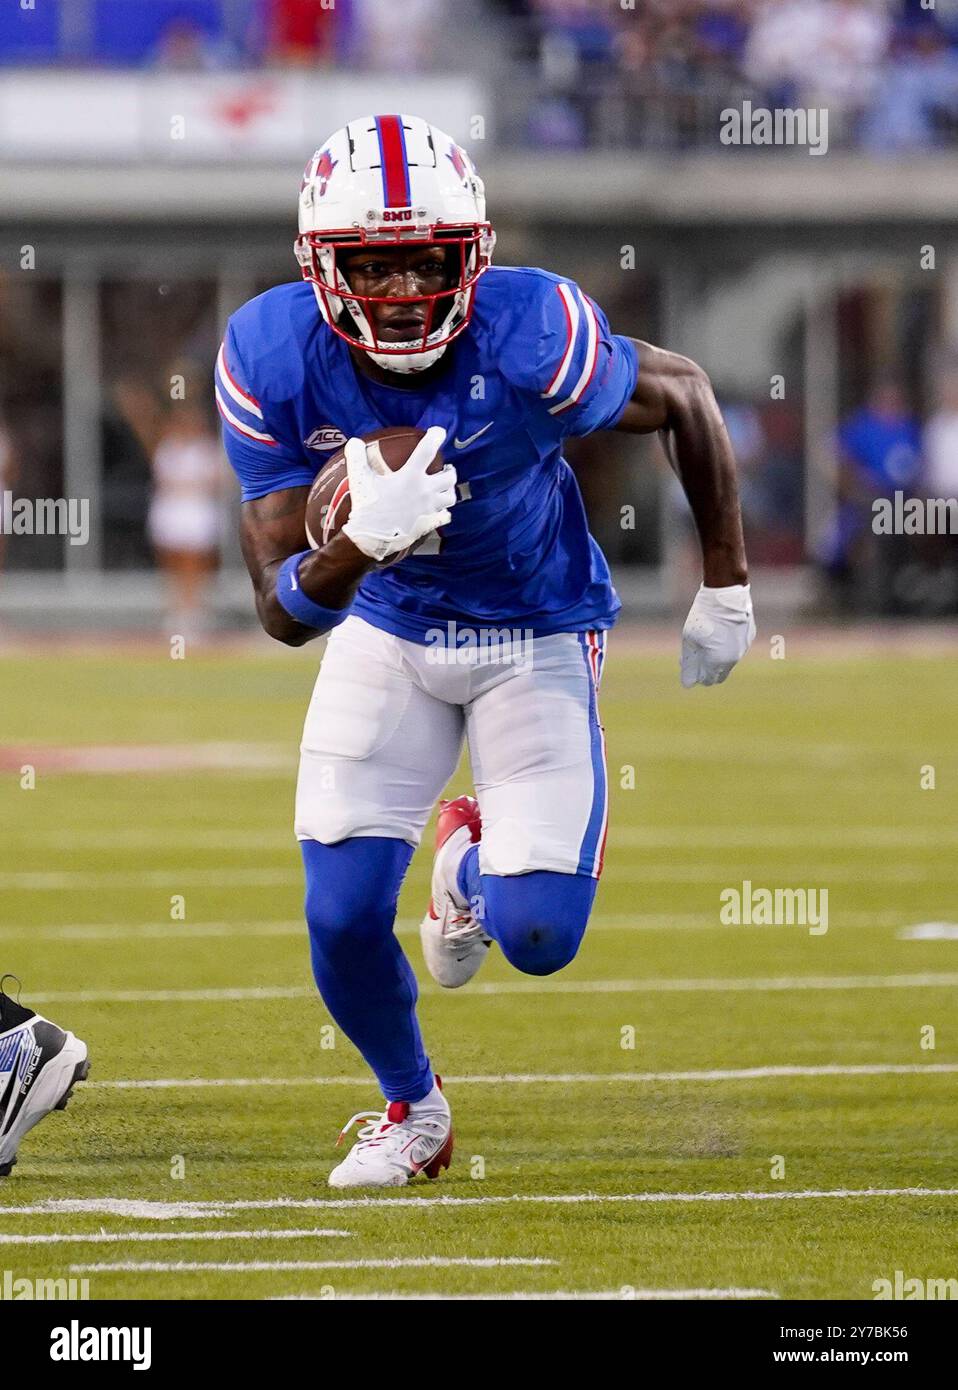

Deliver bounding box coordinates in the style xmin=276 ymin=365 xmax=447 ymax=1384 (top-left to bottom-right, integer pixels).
xmin=862 ymin=18 xmax=958 ymax=153
xmin=839 ymin=377 xmax=922 ymax=494
xmin=820 ymin=375 xmax=922 ymax=583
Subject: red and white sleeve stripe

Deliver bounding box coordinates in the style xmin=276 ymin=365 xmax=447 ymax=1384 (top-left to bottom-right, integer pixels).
xmin=215 ymin=342 xmax=277 ymax=447
xmin=540 ymin=283 xmax=600 ymax=417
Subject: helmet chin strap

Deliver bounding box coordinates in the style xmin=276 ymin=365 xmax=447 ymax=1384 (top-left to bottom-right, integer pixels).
xmin=366 ymin=341 xmax=449 ymax=374
xmin=331 ymin=272 xmax=452 ymax=373
xmin=339 ymin=290 xmax=457 ymax=373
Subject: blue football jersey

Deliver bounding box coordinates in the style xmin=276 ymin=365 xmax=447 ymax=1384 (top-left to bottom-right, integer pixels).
xmin=216 ymin=265 xmax=639 ymax=642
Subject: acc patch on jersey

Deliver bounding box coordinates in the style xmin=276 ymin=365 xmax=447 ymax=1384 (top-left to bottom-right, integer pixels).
xmin=305 ymin=427 xmax=348 ymax=452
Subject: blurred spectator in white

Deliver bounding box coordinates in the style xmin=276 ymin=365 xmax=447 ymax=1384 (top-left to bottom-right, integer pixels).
xmin=813 ymin=0 xmax=892 ymax=108
xmin=923 ymin=362 xmax=958 ymax=499
xmin=353 ymin=0 xmax=441 ymax=71
xmin=915 ymin=357 xmax=958 ymax=600
xmin=744 ymin=0 xmax=891 ymax=119
xmin=148 ymin=404 xmax=228 ymax=636
xmin=743 ymin=0 xmax=831 ymax=104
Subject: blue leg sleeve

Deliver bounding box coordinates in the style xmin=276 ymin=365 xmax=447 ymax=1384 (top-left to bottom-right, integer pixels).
xmin=302 ymin=836 xmax=433 ymax=1102
xmin=458 ymin=845 xmax=596 ymax=977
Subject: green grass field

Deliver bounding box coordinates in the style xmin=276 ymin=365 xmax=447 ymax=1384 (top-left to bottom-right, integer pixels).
xmin=0 ymin=633 xmax=956 ymax=1301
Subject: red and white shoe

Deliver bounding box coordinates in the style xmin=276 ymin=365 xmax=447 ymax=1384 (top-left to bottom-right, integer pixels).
xmin=420 ymin=795 xmax=492 ymax=989
xmin=328 ymin=1079 xmax=453 ymax=1189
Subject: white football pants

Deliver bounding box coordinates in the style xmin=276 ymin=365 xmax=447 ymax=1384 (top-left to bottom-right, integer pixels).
xmin=294 ymin=615 xmax=608 ymax=878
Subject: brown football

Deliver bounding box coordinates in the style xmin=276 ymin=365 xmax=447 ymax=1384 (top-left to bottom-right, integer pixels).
xmin=305 ymin=426 xmax=444 ymax=567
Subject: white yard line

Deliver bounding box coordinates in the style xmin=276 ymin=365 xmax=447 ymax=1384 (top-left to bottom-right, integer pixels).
xmin=90 ymin=1062 xmax=958 ymax=1092
xmin=21 ymin=830 xmax=299 ymax=851
xmin=611 ymin=827 xmax=958 ymax=850
xmin=272 ymin=1288 xmax=780 ymax=1300
xmin=69 ymin=1257 xmax=556 ymax=1273
xmin=0 ymin=909 xmax=926 ymax=941
xmin=0 ymin=869 xmax=299 ymax=890
xmin=8 ymin=825 xmax=956 ymax=852
xmin=2 ymin=864 xmax=956 ymax=891
xmin=616 ymin=731 xmax=933 ymax=769
xmin=24 ymin=972 xmax=958 ymax=1005
xmin=465 ymin=972 xmax=958 ymax=995
xmin=602 ymin=865 xmax=950 ymax=883
xmin=0 ymin=1228 xmax=351 ymax=1245
xmin=0 ymin=743 xmax=292 ymax=776
xmin=25 ymin=987 xmax=311 ymax=1003
xmin=0 ymin=922 xmax=307 ymax=942
xmin=5 ymin=1188 xmax=957 ymax=1221
xmin=0 ymin=1200 xmax=243 ymax=1219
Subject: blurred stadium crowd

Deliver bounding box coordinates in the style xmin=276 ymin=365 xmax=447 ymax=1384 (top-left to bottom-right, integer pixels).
xmin=3 ymin=0 xmax=958 ymax=152
xmin=504 ymin=0 xmax=958 ymax=152
xmin=2 ymin=1 xmax=958 ymax=626
xmin=3 ymin=267 xmax=957 ymax=622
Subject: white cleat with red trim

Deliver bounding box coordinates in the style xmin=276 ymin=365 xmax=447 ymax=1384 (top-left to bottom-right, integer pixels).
xmin=420 ymin=794 xmax=492 ymax=989
xmin=328 ymin=1079 xmax=453 ymax=1188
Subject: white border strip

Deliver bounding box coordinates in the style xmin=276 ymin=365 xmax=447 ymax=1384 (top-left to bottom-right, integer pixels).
xmin=0 ymin=1228 xmax=351 ymax=1245
xmin=0 ymin=909 xmax=938 ymax=941
xmin=3 ymin=864 xmax=956 ymax=889
xmin=272 ymin=1287 xmax=780 ymax=1301
xmin=90 ymin=1062 xmax=958 ymax=1091
xmin=6 ymin=1188 xmax=957 ymax=1220
xmin=69 ymin=1257 xmax=556 ymax=1273
xmin=25 ymin=973 xmax=958 ymax=1004
xmin=7 ymin=825 xmax=958 ymax=852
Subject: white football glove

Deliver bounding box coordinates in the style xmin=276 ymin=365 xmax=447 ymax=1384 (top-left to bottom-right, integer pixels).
xmin=341 ymin=425 xmax=457 ymax=563
xmin=680 ymin=582 xmax=756 ymax=688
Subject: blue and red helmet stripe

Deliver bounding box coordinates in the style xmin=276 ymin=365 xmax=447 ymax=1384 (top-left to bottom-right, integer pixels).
xmin=374 ymin=114 xmax=412 ymax=208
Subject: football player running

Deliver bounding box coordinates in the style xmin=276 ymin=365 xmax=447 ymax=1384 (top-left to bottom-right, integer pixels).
xmin=217 ymin=115 xmax=755 ymax=1188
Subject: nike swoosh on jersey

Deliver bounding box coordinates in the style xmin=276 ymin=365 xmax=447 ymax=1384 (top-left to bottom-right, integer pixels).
xmin=452 ymin=423 xmax=493 ymax=449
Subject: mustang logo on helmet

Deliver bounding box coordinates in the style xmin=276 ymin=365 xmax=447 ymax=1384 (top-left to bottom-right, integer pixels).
xmin=314 ymin=149 xmax=338 ymax=197
xmin=447 ymin=144 xmax=469 ymax=183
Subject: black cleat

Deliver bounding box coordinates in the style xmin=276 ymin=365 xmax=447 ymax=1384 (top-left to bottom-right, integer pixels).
xmin=53 ymin=1057 xmax=91 ymax=1111
xmin=0 ymin=989 xmax=89 ymax=1176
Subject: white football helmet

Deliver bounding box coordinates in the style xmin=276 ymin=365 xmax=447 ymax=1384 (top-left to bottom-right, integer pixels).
xmin=295 ymin=114 xmax=495 ymax=373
